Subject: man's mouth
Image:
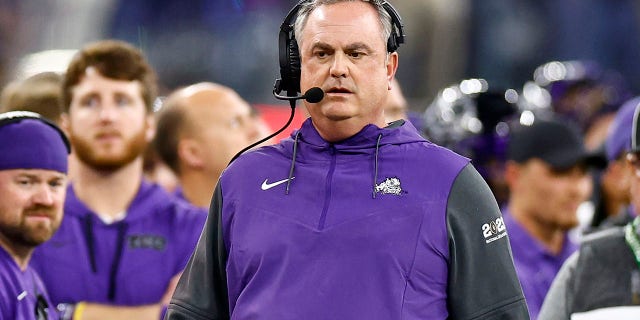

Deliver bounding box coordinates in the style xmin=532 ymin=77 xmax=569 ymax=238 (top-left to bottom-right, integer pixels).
xmin=326 ymin=87 xmax=352 ymax=94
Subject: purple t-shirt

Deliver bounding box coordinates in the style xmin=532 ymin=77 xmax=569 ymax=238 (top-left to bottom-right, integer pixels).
xmin=0 ymin=246 xmax=58 ymax=320
xmin=31 ymin=180 xmax=207 ymax=306
xmin=503 ymin=211 xmax=578 ymax=319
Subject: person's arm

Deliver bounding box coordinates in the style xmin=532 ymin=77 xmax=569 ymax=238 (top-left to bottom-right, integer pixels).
xmin=75 ymin=303 xmax=164 ymax=320
xmin=446 ymin=164 xmax=530 ymax=319
xmin=165 ymin=184 xmax=230 ymax=320
xmin=537 ymin=252 xmax=578 ymax=320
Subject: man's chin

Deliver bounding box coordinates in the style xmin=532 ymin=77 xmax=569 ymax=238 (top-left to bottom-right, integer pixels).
xmin=79 ymin=154 xmax=137 ymax=172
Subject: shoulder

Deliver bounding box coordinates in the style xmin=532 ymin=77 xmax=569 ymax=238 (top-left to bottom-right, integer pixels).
xmin=138 ymin=183 xmax=208 ymax=227
xmin=580 ymin=227 xmax=626 ymax=250
xmin=577 ymin=226 xmax=626 ymax=260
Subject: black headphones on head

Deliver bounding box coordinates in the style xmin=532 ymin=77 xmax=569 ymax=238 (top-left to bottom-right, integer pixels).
xmin=274 ymin=0 xmax=406 ymax=97
xmin=0 ymin=111 xmax=71 ymax=153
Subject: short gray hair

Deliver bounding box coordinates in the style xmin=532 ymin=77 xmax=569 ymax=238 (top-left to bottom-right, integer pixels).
xmin=293 ymin=0 xmax=393 ymax=50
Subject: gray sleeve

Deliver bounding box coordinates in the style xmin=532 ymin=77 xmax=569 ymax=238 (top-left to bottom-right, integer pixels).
xmin=538 ymin=251 xmax=579 ymax=320
xmin=165 ymin=184 xmax=230 ymax=320
xmin=446 ymin=163 xmax=529 ymax=319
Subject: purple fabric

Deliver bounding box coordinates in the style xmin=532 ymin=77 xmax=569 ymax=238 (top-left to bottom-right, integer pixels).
xmin=220 ymin=119 xmax=469 ymax=319
xmin=503 ymin=211 xmax=577 ymax=319
xmin=0 ymin=118 xmax=68 ymax=173
xmin=0 ymin=246 xmax=59 ymax=320
xmin=31 ymin=180 xmax=207 ymax=305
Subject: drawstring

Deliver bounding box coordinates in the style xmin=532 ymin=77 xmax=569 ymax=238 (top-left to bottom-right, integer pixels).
xmin=82 ymin=213 xmax=128 ymax=302
xmin=372 ymin=134 xmax=383 ymax=199
xmin=108 ymin=222 xmax=128 ymax=302
xmin=82 ymin=215 xmax=97 ymax=273
xmin=286 ymin=131 xmax=301 ymax=195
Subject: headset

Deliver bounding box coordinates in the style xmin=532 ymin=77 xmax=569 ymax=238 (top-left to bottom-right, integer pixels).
xmin=0 ymin=110 xmax=71 ymax=153
xmin=274 ymin=0 xmax=406 ymax=97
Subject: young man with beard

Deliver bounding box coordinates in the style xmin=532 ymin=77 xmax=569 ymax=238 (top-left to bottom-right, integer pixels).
xmin=503 ymin=118 xmax=605 ymax=319
xmin=0 ymin=111 xmax=70 ymax=320
xmin=30 ymin=40 xmax=207 ymax=320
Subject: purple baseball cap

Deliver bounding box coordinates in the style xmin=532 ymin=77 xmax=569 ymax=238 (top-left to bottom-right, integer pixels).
xmin=605 ymin=96 xmax=640 ymax=161
xmin=0 ymin=111 xmax=70 ymax=173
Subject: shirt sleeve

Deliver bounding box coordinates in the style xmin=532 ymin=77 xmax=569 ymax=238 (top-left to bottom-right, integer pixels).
xmin=446 ymin=163 xmax=530 ymax=319
xmin=165 ymin=184 xmax=230 ymax=320
xmin=537 ymin=251 xmax=578 ymax=320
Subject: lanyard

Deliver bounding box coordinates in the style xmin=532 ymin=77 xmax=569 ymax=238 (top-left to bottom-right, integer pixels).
xmin=625 ymin=216 xmax=640 ymax=270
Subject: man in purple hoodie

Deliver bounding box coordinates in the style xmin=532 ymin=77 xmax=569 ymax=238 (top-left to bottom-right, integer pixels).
xmin=0 ymin=111 xmax=70 ymax=320
xmin=167 ymin=1 xmax=528 ymax=319
xmin=30 ymin=40 xmax=206 ymax=320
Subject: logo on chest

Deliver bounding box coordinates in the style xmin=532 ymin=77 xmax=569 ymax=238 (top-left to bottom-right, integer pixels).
xmin=127 ymin=235 xmax=167 ymax=250
xmin=375 ymin=177 xmax=403 ymax=196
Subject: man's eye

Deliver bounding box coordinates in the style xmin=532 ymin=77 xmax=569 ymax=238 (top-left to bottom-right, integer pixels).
xmin=16 ymin=178 xmax=34 ymax=187
xmin=49 ymin=180 xmax=63 ymax=188
xmin=81 ymin=96 xmax=99 ymax=108
xmin=115 ymin=95 xmax=132 ymax=107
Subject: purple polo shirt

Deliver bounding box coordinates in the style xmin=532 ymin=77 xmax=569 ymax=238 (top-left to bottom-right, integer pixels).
xmin=503 ymin=210 xmax=577 ymax=319
xmin=0 ymin=246 xmax=59 ymax=320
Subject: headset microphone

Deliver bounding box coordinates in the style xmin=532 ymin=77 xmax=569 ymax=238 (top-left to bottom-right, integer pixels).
xmin=273 ymin=86 xmax=324 ymax=103
xmin=228 ymin=87 xmax=324 ymax=164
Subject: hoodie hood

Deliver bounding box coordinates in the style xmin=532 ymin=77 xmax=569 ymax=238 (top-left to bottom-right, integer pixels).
xmin=274 ymin=118 xmax=428 ymax=197
xmin=280 ymin=118 xmax=426 ymax=158
xmin=64 ymin=180 xmax=170 ymax=222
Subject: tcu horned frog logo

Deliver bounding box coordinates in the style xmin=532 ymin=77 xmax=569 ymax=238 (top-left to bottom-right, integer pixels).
xmin=375 ymin=177 xmax=403 ymax=195
xmin=482 ymin=217 xmax=507 ymax=244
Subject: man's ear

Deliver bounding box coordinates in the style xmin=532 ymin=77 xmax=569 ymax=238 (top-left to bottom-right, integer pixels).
xmin=178 ymin=139 xmax=205 ymax=170
xmin=386 ymin=52 xmax=399 ymax=85
xmin=60 ymin=112 xmax=71 ymax=136
xmin=145 ymin=113 xmax=156 ymax=143
xmin=504 ymin=160 xmax=521 ymax=190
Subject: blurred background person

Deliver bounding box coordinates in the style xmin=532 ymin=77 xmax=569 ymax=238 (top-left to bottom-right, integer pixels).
xmin=154 ymin=82 xmax=261 ymax=208
xmin=538 ymin=102 xmax=640 ymax=319
xmin=30 ymin=40 xmax=206 ymax=320
xmin=0 ymin=71 xmax=64 ymax=124
xmin=0 ymin=111 xmax=70 ymax=320
xmin=423 ymin=78 xmax=519 ymax=207
xmin=586 ymin=96 xmax=639 ymax=233
xmin=517 ymin=60 xmax=632 ymax=151
xmin=503 ymin=118 xmax=605 ymax=319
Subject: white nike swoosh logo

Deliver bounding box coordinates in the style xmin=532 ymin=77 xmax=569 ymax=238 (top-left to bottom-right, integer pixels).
xmin=261 ymin=177 xmax=295 ymax=190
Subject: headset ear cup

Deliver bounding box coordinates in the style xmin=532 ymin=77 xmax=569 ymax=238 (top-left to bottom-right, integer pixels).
xmin=288 ymin=39 xmax=301 ymax=94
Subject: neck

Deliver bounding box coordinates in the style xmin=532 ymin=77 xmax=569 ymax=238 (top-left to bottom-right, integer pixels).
xmin=180 ymin=170 xmax=218 ymax=208
xmin=73 ymin=157 xmax=143 ymax=217
xmin=0 ymin=237 xmax=32 ymax=271
xmin=311 ymin=117 xmax=386 ymax=142
xmin=508 ymin=203 xmax=566 ymax=255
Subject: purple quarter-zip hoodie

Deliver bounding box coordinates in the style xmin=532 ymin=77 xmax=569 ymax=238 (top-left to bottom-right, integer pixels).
xmin=167 ymin=119 xmax=529 ymax=320
xmin=30 ymin=180 xmax=206 ymax=306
